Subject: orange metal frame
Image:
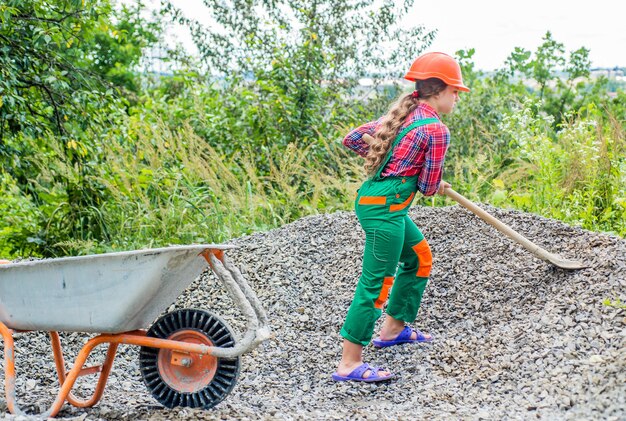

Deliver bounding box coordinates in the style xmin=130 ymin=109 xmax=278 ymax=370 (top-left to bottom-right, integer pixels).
xmin=0 ymin=324 xmax=219 ymax=417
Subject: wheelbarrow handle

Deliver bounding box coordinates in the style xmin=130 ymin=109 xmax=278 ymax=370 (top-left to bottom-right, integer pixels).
xmin=202 ymin=251 xmax=271 ymax=358
xmin=443 ymin=187 xmax=588 ymax=270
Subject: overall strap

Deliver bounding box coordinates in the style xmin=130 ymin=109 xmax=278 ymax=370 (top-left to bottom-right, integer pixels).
xmin=374 ymin=117 xmax=439 ymax=180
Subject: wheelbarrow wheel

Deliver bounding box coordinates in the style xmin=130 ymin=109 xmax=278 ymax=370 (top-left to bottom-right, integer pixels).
xmin=139 ymin=309 xmax=240 ymax=409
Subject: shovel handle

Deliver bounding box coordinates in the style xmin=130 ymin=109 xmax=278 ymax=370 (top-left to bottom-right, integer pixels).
xmin=443 ymin=187 xmax=554 ymax=261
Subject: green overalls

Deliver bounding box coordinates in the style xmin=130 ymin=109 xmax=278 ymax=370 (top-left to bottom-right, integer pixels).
xmin=341 ymin=118 xmax=438 ymax=346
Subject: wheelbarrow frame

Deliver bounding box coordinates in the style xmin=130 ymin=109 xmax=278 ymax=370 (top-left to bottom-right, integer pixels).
xmin=0 ymin=248 xmax=270 ymax=418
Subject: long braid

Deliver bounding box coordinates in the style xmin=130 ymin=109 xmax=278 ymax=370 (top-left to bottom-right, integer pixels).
xmin=364 ymin=78 xmax=447 ymax=176
xmin=364 ymin=94 xmax=418 ymax=175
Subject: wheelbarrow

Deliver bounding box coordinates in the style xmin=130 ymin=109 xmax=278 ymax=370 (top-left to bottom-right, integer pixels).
xmin=0 ymin=245 xmax=270 ymax=418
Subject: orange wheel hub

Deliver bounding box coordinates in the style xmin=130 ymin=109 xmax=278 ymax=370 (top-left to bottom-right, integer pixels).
xmin=157 ymin=330 xmax=217 ymax=393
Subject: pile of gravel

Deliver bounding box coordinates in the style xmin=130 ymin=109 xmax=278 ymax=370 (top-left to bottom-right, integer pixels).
xmin=1 ymin=204 xmax=624 ymax=420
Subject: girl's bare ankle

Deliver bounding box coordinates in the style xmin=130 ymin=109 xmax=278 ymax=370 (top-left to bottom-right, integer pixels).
xmin=337 ymin=360 xmax=363 ymax=375
xmin=379 ymin=322 xmax=405 ymax=340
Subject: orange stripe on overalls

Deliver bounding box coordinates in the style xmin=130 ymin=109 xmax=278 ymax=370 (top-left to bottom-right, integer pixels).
xmin=412 ymin=239 xmax=432 ymax=278
xmin=374 ymin=277 xmax=394 ymax=309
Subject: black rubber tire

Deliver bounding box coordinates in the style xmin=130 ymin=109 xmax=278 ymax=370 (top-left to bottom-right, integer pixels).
xmin=139 ymin=309 xmax=240 ymax=409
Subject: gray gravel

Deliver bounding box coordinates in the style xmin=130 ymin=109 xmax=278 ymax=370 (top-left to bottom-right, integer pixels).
xmin=1 ymin=204 xmax=625 ymax=420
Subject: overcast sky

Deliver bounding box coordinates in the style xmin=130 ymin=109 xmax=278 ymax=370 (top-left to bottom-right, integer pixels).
xmin=156 ymin=0 xmax=626 ymax=71
xmin=416 ymin=0 xmax=626 ymax=70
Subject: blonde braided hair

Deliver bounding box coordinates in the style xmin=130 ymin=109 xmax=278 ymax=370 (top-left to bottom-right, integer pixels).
xmin=364 ymin=78 xmax=447 ymax=176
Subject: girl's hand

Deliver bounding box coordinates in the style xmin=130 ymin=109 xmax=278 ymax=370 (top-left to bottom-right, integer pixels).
xmin=437 ymin=180 xmax=451 ymax=196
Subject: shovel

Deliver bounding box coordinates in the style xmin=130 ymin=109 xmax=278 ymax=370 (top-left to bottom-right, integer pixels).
xmin=443 ymin=187 xmax=588 ymax=270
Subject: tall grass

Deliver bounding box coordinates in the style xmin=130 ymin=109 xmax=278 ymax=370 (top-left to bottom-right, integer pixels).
xmin=97 ymin=118 xmax=362 ymax=252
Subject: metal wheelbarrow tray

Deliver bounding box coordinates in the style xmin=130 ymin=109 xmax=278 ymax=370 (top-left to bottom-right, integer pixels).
xmin=0 ymin=245 xmax=270 ymax=418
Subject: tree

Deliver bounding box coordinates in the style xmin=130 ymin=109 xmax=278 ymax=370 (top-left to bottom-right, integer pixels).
xmin=0 ymin=0 xmax=163 ymax=255
xmin=1 ymin=0 xmax=112 ymax=142
xmin=503 ymin=31 xmax=594 ymax=127
xmin=81 ymin=2 xmax=163 ymax=96
xmin=0 ymin=0 xmax=162 ymax=143
xmin=159 ymin=0 xmax=435 ymax=154
xmin=164 ymin=0 xmax=434 ymax=81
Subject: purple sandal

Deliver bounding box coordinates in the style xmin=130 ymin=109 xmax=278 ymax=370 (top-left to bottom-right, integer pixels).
xmin=372 ymin=326 xmax=433 ymax=348
xmin=332 ymin=363 xmax=394 ymax=382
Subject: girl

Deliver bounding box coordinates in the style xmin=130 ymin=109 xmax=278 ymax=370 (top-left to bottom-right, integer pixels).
xmin=332 ymin=52 xmax=470 ymax=382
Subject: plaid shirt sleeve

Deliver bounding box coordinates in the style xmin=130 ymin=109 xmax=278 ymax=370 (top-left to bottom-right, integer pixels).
xmin=342 ymin=120 xmax=379 ymax=157
xmin=417 ymin=124 xmax=450 ymax=196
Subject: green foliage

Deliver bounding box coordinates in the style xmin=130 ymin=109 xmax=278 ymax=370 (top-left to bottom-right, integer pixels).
xmin=0 ymin=0 xmax=161 ymax=158
xmin=83 ymin=1 xmax=163 ymax=96
xmin=0 ymin=0 xmax=115 ymax=140
xmin=502 ymin=31 xmax=596 ymax=127
xmin=166 ymin=0 xmax=434 ymax=80
xmin=603 ymin=297 xmax=626 ymax=309
xmin=95 ymin=118 xmax=360 ymax=252
xmin=132 ymin=65 xmax=373 ymax=176
xmin=0 ymin=172 xmax=41 ymax=256
xmin=489 ymin=101 xmax=626 ymax=236
xmin=0 ymin=4 xmax=624 ymax=259
xmin=162 ymin=0 xmax=435 ymax=155
xmin=0 ymin=0 xmax=164 ymax=256
xmin=442 ymin=38 xmax=625 ymax=237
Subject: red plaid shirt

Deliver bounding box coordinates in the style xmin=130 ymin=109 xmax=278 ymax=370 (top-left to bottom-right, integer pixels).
xmin=343 ymin=102 xmax=450 ymax=196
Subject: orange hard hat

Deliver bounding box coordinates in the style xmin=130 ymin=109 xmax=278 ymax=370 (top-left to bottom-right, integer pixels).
xmin=404 ymin=52 xmax=470 ymax=92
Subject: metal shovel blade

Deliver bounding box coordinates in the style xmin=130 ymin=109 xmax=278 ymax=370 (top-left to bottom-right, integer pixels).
xmin=444 ymin=188 xmax=589 ymax=270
